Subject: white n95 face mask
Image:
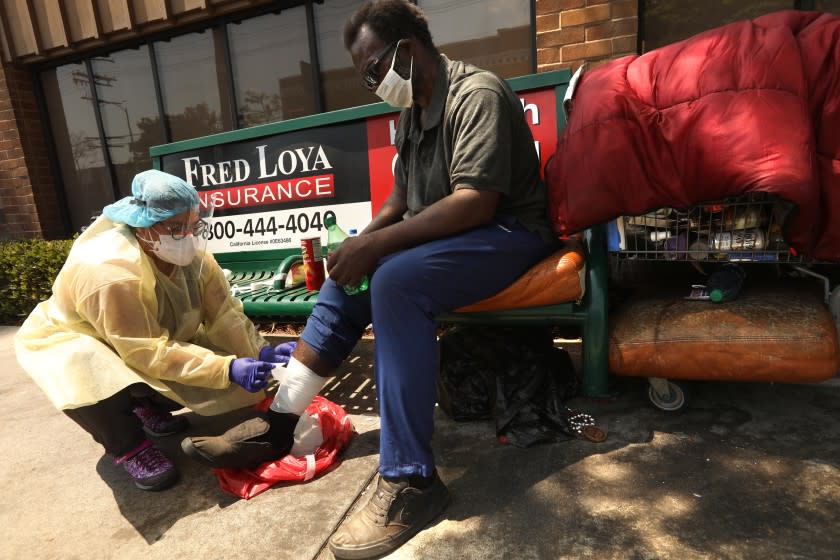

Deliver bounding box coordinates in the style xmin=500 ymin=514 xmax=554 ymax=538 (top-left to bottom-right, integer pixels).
xmin=156 ymin=235 xmax=199 ymax=266
xmin=375 ymin=40 xmax=414 ymax=108
xmin=138 ymin=234 xmax=198 ymax=266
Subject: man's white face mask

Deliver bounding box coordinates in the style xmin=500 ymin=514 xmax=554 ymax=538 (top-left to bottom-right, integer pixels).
xmin=375 ymin=39 xmax=414 ymax=108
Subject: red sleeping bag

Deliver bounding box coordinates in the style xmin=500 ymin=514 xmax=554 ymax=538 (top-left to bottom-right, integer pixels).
xmin=546 ymin=10 xmax=840 ymax=261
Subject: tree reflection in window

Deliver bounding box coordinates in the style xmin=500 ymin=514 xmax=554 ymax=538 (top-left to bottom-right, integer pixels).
xmin=129 ymin=103 xmax=222 ymax=164
xmin=239 ymin=91 xmax=284 ymax=128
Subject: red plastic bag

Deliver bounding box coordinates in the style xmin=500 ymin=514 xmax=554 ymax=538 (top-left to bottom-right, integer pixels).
xmin=212 ymin=396 xmax=355 ymax=499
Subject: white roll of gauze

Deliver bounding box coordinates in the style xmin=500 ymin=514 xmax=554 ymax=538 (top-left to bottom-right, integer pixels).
xmin=290 ymin=413 xmax=324 ymax=456
xmin=269 ymin=357 xmax=326 ymax=415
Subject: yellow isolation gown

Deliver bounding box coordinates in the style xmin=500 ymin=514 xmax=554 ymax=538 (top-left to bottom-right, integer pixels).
xmin=14 ymin=215 xmax=268 ymax=415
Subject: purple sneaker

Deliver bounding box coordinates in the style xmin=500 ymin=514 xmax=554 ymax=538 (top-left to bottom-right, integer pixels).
xmin=133 ymin=406 xmax=189 ymax=437
xmin=114 ymin=440 xmax=178 ymax=491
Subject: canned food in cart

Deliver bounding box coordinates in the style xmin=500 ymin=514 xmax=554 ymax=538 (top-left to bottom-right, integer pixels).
xmin=712 ymin=229 xmax=766 ymax=251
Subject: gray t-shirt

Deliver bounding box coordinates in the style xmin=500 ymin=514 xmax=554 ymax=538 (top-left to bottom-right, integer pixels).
xmin=394 ymin=55 xmax=552 ymax=240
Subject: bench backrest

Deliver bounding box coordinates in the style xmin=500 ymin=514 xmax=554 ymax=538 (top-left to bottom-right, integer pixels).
xmin=150 ymin=70 xmax=572 ymax=269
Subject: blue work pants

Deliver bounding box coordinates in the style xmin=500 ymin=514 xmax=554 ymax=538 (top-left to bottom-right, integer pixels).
xmin=300 ymin=219 xmax=555 ymax=478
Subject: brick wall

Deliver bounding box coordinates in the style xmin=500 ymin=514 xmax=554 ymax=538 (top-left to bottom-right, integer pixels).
xmin=0 ymin=64 xmax=62 ymax=240
xmin=536 ymin=0 xmax=638 ymax=73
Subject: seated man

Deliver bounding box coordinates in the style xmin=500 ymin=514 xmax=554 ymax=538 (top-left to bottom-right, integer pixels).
xmin=181 ymin=1 xmax=557 ymax=557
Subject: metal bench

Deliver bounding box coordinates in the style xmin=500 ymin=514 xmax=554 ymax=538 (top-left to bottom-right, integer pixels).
xmin=221 ymin=251 xmax=319 ymax=317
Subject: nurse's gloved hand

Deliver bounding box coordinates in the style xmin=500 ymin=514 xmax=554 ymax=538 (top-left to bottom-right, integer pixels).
xmin=258 ymin=342 xmax=297 ymax=365
xmin=229 ymin=358 xmax=275 ymax=392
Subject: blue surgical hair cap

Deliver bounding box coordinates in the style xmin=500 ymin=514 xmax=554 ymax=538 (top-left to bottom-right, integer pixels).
xmin=102 ymin=169 xmax=199 ymax=228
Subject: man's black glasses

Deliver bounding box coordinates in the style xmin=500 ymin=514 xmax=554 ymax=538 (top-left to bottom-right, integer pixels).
xmin=362 ymin=41 xmax=399 ymax=91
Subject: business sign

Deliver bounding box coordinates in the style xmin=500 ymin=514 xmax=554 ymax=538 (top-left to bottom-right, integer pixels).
xmin=159 ymin=85 xmax=558 ymax=254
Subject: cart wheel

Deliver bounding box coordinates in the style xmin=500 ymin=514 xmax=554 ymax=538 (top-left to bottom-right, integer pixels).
xmin=647 ymin=378 xmax=685 ymax=411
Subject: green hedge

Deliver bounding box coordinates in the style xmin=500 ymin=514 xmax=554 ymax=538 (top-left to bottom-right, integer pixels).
xmin=0 ymin=238 xmax=73 ymax=324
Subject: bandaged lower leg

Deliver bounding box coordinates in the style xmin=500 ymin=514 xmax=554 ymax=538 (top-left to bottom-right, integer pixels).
xmin=269 ymin=357 xmax=327 ymax=415
xmin=265 ymin=357 xmax=327 ymax=451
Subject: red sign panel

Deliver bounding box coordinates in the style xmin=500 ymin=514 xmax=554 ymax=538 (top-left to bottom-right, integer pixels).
xmin=202 ymin=175 xmax=336 ymax=210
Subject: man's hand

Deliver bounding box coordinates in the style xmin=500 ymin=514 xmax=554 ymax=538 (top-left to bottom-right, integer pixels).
xmin=325 ymin=188 xmax=500 ymax=289
xmin=326 ymin=233 xmax=381 ymax=289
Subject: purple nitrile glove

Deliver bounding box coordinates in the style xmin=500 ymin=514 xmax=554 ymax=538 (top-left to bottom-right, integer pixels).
xmin=229 ymin=358 xmax=275 ymax=392
xmin=258 ymin=341 xmax=298 ymax=365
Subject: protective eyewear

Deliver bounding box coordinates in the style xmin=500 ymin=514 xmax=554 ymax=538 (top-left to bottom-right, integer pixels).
xmin=157 ymin=219 xmax=209 ymax=240
xmin=362 ymin=41 xmax=399 ymax=91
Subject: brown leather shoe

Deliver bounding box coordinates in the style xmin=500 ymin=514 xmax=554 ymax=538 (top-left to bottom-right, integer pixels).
xmin=180 ymin=417 xmax=285 ymax=469
xmin=328 ymin=472 xmax=450 ymax=559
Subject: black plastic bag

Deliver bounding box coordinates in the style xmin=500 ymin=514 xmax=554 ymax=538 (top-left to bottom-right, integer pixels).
xmin=437 ymin=325 xmax=584 ymax=447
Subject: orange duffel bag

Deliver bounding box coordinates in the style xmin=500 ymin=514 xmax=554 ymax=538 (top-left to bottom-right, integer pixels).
xmin=609 ymin=286 xmax=840 ymax=383
xmin=456 ymin=239 xmax=586 ymax=312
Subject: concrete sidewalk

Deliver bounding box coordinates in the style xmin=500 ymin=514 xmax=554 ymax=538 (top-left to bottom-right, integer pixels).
xmin=2 ymin=324 xmax=839 ymax=560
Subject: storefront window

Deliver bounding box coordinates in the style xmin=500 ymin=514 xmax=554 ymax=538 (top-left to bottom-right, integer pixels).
xmin=418 ymin=0 xmax=533 ymax=78
xmin=228 ymin=10 xmax=316 ymax=127
xmin=39 ymin=4 xmax=539 ymax=236
xmin=41 ymin=63 xmax=112 ymax=232
xmin=315 ymin=0 xmax=534 ymax=112
xmin=91 ymin=47 xmax=163 ymax=198
xmin=315 ymin=0 xmax=379 ymax=112
xmin=154 ymin=29 xmax=234 ymax=141
xmin=642 ymin=0 xmax=795 ymax=52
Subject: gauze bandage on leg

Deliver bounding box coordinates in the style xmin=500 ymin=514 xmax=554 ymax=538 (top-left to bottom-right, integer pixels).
xmin=269 ymin=357 xmax=326 ymax=415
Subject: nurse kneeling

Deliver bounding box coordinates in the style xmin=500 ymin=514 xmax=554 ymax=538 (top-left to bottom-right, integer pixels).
xmin=14 ymin=169 xmax=290 ymax=491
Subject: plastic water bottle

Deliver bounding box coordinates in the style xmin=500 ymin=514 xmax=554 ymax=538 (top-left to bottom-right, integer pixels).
xmin=325 ymin=214 xmax=369 ymax=295
xmin=707 ymin=263 xmax=746 ymax=303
